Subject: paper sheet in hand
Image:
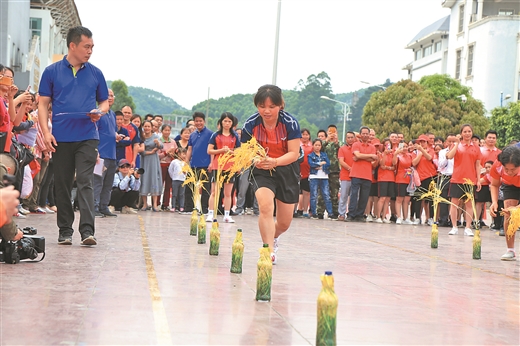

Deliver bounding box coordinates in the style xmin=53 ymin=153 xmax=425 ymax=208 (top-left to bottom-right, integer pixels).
xmin=94 ymin=158 xmax=104 ymax=176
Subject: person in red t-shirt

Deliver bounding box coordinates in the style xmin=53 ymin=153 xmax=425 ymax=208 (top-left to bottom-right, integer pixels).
xmin=206 ymin=113 xmax=240 ymax=223
xmin=489 ymin=145 xmax=520 ymax=261
xmin=446 ymin=124 xmax=482 ymax=237
xmin=295 ymin=128 xmax=313 ymax=218
xmin=337 ymin=131 xmax=356 ymax=220
xmin=346 ymin=126 xmax=378 ymax=222
xmin=375 ymin=138 xmax=395 ymax=223
xmin=392 ymin=141 xmax=414 ymax=224
xmin=412 ymin=134 xmax=437 ymax=225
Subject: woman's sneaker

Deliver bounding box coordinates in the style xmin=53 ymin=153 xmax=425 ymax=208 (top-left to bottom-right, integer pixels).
xmin=271 ymin=252 xmax=277 ymax=265
xmin=223 ymin=216 xmax=235 ymax=223
xmin=464 ymin=228 xmax=474 ymax=237
xmin=501 ymin=250 xmax=516 ymax=261
xmin=448 ymin=227 xmax=458 ymax=235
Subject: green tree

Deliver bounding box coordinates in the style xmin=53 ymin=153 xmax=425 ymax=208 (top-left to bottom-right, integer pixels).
xmin=110 ymin=80 xmax=136 ymax=112
xmin=490 ymin=101 xmax=520 ymax=148
xmin=295 ymin=72 xmax=335 ymax=129
xmin=362 ymin=78 xmax=488 ymax=141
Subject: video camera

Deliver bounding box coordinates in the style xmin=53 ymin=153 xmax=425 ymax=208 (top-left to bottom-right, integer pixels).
xmin=0 ymin=227 xmax=45 ymax=264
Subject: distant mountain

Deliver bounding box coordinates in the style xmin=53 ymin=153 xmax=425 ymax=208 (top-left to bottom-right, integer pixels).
xmin=107 ymin=81 xmax=188 ymax=115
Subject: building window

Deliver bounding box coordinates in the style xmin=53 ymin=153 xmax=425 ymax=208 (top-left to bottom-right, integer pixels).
xmin=30 ymin=17 xmax=42 ymax=39
xmin=434 ymin=41 xmax=442 ymax=52
xmin=455 ymin=50 xmax=462 ymax=79
xmin=415 ymin=50 xmax=422 ymax=61
xmin=423 ymin=45 xmax=432 ymax=57
xmin=458 ymin=4 xmax=465 ymax=33
xmin=467 ymin=45 xmax=474 ymax=76
xmin=498 ymin=9 xmax=514 ymax=15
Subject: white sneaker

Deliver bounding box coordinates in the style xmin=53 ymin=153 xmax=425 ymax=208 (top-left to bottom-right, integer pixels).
xmin=43 ymin=206 xmax=55 ymax=214
xmin=464 ymin=228 xmax=474 ymax=237
xmin=15 ymin=212 xmax=26 ymax=219
xmin=396 ymin=217 xmax=402 ymax=224
xmin=18 ymin=206 xmax=30 ymax=215
xmin=449 ymin=227 xmax=458 ymax=235
xmin=375 ymin=218 xmax=383 ymax=223
xmin=382 ymin=218 xmax=391 ymax=224
xmin=206 ymin=213 xmax=214 ymax=222
xmin=223 ymin=216 xmax=235 ymax=223
xmin=412 ymin=218 xmax=421 ymax=225
xmin=273 ymin=238 xmax=279 ymax=253
xmin=108 ymin=206 xmax=116 ymax=213
xmin=122 ymin=206 xmax=137 ymax=214
xmin=402 ymin=219 xmax=413 ymax=225
xmin=271 ymin=252 xmax=277 ymax=265
xmin=365 ymin=215 xmax=374 ymax=222
xmin=427 ymin=218 xmax=434 ymax=226
xmin=501 ymin=250 xmax=516 ymax=261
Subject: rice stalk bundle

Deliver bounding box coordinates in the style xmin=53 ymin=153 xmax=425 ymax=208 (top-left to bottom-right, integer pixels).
xmin=189 ymin=210 xmax=198 ymax=236
xmin=230 ymin=229 xmax=244 ymax=273
xmin=197 ymin=215 xmax=206 ymax=244
xmin=431 ymin=223 xmax=439 ymax=249
xmin=316 ymin=272 xmax=338 ymax=346
xmin=228 ymin=136 xmax=269 ymax=177
xmin=182 ymin=165 xmax=208 ymax=213
xmin=209 ymin=220 xmax=220 ymax=256
xmin=255 ymin=245 xmax=272 ymax=301
xmin=473 ymin=229 xmax=481 ymax=260
xmin=501 ymin=206 xmax=520 ymax=240
xmin=417 ymin=177 xmax=450 ymax=248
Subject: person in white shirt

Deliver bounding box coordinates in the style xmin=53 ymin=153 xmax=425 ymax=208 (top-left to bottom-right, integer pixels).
xmin=168 ymin=148 xmax=187 ymax=213
xmin=437 ymin=134 xmax=456 ymax=227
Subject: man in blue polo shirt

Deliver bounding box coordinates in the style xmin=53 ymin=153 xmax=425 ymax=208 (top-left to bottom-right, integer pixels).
xmin=38 ymin=26 xmax=109 ymax=246
xmin=93 ymin=88 xmax=118 ymax=218
xmin=185 ymin=112 xmax=212 ymax=214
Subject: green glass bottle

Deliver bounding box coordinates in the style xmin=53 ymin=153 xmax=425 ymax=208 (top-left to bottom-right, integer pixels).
xmin=209 ymin=220 xmax=220 ymax=255
xmin=189 ymin=210 xmax=198 ymax=236
xmin=473 ymin=229 xmax=481 ymax=259
xmin=197 ymin=215 xmax=206 ymax=244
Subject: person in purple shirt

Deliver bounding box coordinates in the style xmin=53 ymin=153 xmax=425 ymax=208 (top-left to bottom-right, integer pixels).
xmin=38 ymin=26 xmax=108 ymax=246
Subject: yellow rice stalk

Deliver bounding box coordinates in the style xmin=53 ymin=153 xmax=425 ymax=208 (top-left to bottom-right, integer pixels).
xmin=230 ymin=229 xmax=244 ymax=274
xmin=189 ymin=210 xmax=198 ymax=236
xmin=228 ymin=136 xmax=269 ymax=177
xmin=197 ymin=215 xmax=206 ymax=244
xmin=416 ymin=177 xmax=451 ymax=248
xmin=473 ymin=229 xmax=481 ymax=259
xmin=316 ymin=272 xmax=338 ymax=346
xmin=500 ymin=205 xmax=520 ymax=240
xmin=256 ymin=244 xmax=272 ymax=301
xmin=460 ymin=179 xmax=482 ymax=259
xmin=182 ymin=166 xmax=208 ymax=213
xmin=209 ymin=220 xmax=220 ymax=256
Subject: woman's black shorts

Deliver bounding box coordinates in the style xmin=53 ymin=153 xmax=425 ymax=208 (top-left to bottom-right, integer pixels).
xmin=378 ymin=181 xmax=395 ymax=198
xmin=252 ymin=161 xmax=300 ymax=204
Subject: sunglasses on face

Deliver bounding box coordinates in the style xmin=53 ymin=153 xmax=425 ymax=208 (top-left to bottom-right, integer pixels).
xmin=120 ymin=165 xmax=131 ymax=168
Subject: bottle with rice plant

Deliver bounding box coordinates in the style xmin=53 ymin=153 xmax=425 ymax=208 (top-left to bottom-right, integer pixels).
xmin=256 ymin=244 xmax=272 ymax=301
xmin=431 ymin=223 xmax=439 ymax=248
xmin=198 ymin=215 xmax=206 ymax=244
xmin=209 ymin=220 xmax=220 ymax=255
xmin=316 ymin=271 xmax=338 ymax=346
xmin=190 ymin=210 xmax=198 ymax=236
xmin=473 ymin=229 xmax=481 ymax=259
xmin=230 ymin=229 xmax=244 ymax=273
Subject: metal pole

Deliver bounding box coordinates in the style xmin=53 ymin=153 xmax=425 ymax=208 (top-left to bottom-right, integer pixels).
xmin=500 ymin=91 xmax=503 ymax=107
xmin=206 ymin=87 xmax=210 ymax=118
xmin=272 ymin=0 xmax=281 ymax=85
xmin=342 ymin=104 xmax=346 ymax=144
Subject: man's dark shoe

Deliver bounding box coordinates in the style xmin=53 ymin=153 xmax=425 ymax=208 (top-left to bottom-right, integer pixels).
xmin=95 ymin=211 xmax=105 ymax=218
xmin=58 ymin=237 xmax=72 ymax=245
xmin=81 ymin=235 xmax=97 ymax=246
xmin=100 ymin=210 xmax=117 ymax=217
xmin=499 ymin=228 xmax=505 ymax=236
xmin=318 ymin=214 xmax=324 ymax=219
xmin=389 ymin=214 xmax=397 ymax=223
xmin=354 ymin=216 xmax=366 ymax=222
xmin=345 ymin=216 xmax=355 ymax=222
xmin=230 ymin=210 xmax=239 ymax=216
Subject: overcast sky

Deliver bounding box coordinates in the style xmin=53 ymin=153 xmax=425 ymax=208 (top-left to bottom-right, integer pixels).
xmin=75 ymin=0 xmax=450 ymax=109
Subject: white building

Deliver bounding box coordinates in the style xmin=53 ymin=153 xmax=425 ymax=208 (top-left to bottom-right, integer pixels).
xmin=404 ymin=0 xmax=520 ymax=112
xmin=0 ymin=0 xmax=81 ymax=92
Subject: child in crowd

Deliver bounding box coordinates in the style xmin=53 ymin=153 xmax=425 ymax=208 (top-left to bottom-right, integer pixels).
xmin=168 ymin=147 xmax=187 ymax=213
xmin=308 ymin=139 xmax=333 ymax=219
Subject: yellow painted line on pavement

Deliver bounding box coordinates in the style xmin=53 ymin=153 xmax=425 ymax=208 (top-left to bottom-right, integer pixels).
xmin=138 ymin=216 xmax=172 ymax=344
xmin=326 ymin=226 xmax=519 ymax=281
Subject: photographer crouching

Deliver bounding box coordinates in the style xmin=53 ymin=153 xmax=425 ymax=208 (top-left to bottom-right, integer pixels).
xmin=0 ymin=163 xmax=45 ymax=263
xmin=109 ymin=159 xmax=142 ymax=214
